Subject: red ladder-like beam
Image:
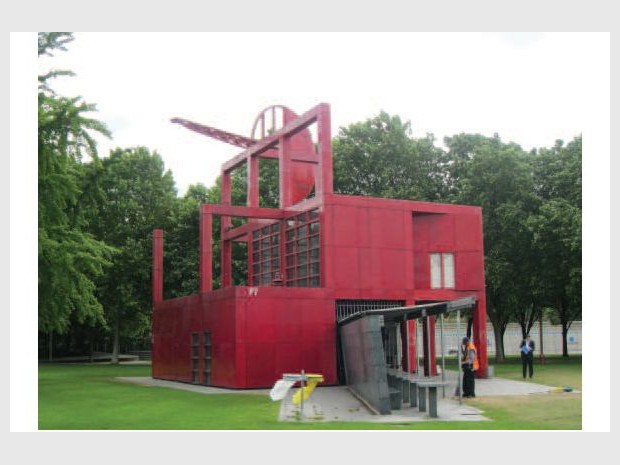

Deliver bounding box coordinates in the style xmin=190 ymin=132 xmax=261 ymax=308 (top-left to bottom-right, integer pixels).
xmin=171 ymin=117 xmax=257 ymax=148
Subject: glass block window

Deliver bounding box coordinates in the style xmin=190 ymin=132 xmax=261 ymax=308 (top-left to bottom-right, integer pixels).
xmin=442 ymin=253 xmax=455 ymax=288
xmin=284 ymin=209 xmax=320 ymax=288
xmin=430 ymin=252 xmax=455 ymax=289
xmin=250 ymin=222 xmax=281 ymax=286
xmin=430 ymin=253 xmax=442 ymax=289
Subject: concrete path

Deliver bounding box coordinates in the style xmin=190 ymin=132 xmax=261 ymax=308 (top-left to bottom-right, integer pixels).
xmin=278 ymin=385 xmax=486 ymax=423
xmin=442 ymin=370 xmax=554 ymax=396
xmin=118 ymin=372 xmax=557 ymax=424
xmin=117 ymin=377 xmax=271 ymax=395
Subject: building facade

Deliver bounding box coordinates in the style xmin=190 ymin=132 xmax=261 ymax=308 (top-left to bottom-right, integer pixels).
xmin=151 ymin=103 xmax=488 ymax=388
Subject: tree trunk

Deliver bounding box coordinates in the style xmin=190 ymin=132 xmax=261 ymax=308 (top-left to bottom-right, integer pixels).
xmin=561 ymin=322 xmax=569 ymax=358
xmin=539 ymin=313 xmax=545 ymax=363
xmin=111 ymin=315 xmax=120 ymax=364
xmin=48 ymin=331 xmax=53 ymax=361
xmin=492 ymin=323 xmax=505 ymax=361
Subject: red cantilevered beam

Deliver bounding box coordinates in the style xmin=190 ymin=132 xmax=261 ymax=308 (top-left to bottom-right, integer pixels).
xmin=171 ymin=117 xmax=257 ymax=148
xmin=222 ymin=103 xmax=328 ymax=172
xmin=203 ymin=204 xmax=285 ymax=220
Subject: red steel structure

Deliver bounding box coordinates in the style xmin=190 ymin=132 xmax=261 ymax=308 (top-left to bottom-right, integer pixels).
xmin=152 ymin=103 xmax=488 ymax=388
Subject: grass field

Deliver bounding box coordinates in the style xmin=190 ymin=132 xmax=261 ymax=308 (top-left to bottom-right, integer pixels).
xmin=38 ymin=356 xmax=581 ymax=430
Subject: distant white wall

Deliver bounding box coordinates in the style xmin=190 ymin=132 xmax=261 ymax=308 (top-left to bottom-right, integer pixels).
xmin=432 ymin=320 xmax=582 ymax=357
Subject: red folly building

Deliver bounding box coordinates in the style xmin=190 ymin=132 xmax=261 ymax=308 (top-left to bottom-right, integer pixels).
xmin=151 ymin=103 xmax=488 ymax=388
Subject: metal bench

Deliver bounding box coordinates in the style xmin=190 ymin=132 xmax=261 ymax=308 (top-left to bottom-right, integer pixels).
xmin=416 ymin=381 xmax=449 ymax=418
xmin=388 ymin=388 xmax=402 ymax=410
xmin=403 ymin=375 xmax=434 ymax=408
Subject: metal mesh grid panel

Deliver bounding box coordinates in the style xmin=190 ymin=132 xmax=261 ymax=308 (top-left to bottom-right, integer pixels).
xmin=335 ymin=299 xmax=405 ymax=323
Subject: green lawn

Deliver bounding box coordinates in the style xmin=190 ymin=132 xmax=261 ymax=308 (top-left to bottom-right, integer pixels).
xmin=38 ymin=357 xmax=581 ymax=430
xmin=490 ymin=355 xmax=582 ymax=390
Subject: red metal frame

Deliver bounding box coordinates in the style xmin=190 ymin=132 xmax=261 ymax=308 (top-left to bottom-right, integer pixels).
xmin=153 ymin=103 xmax=488 ymax=388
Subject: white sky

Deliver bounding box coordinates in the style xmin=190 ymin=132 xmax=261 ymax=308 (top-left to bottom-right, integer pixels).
xmin=39 ymin=32 xmax=601 ymax=195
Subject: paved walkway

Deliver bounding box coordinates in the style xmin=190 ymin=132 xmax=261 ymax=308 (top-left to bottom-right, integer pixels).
xmin=278 ymin=385 xmax=486 ymax=423
xmin=118 ymin=372 xmax=555 ymax=423
xmin=117 ymin=377 xmax=271 ymax=395
xmin=442 ymin=370 xmax=554 ymax=396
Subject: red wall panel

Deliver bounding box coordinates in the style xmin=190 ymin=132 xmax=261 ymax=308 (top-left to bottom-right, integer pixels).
xmin=456 ymin=251 xmax=485 ymax=290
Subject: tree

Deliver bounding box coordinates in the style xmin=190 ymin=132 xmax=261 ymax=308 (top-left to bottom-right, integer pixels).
xmin=38 ymin=32 xmax=114 ymax=350
xmin=163 ymin=183 xmax=212 ymax=298
xmin=453 ymin=138 xmax=538 ymax=361
xmin=333 ymin=111 xmax=444 ymax=201
xmin=529 ymin=137 xmax=582 ymax=357
xmin=83 ymin=147 xmax=177 ymax=362
xmin=528 ymin=199 xmax=581 ymax=357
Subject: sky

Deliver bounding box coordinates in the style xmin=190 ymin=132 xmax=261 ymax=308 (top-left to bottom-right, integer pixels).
xmin=38 ymin=32 xmax=605 ymax=196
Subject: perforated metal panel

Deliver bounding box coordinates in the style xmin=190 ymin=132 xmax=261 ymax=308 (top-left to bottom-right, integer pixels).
xmin=335 ymin=299 xmax=404 ymax=323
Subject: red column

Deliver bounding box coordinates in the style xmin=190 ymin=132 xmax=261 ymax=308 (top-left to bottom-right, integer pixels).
xmin=152 ymin=229 xmax=163 ymax=304
xmin=421 ymin=316 xmax=438 ymax=376
xmin=429 ymin=316 xmax=437 ymax=376
xmin=408 ymin=320 xmax=417 ymax=374
xmin=246 ymin=155 xmax=259 ymax=286
xmin=473 ymin=296 xmax=488 ymax=378
xmin=317 ymin=103 xmax=333 ymax=196
xmin=247 ymin=155 xmax=259 ymax=208
xmin=278 ymin=135 xmax=291 ymax=208
xmin=199 ymin=205 xmax=212 ymax=292
xmin=221 ymin=171 xmax=232 ymax=287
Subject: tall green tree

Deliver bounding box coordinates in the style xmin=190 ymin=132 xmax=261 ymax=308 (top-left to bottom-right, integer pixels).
xmin=453 ymin=137 xmax=538 ymax=360
xmin=333 ymin=111 xmax=444 ymax=201
xmin=38 ymin=32 xmax=114 ymax=347
xmin=163 ymin=183 xmax=212 ymax=297
xmin=529 ymin=137 xmax=582 ymax=357
xmin=83 ymin=147 xmax=177 ymax=362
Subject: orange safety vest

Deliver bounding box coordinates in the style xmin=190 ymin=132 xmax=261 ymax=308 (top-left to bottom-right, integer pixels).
xmin=462 ymin=342 xmax=479 ymax=371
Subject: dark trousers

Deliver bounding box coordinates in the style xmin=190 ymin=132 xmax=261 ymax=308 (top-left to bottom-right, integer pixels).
xmin=521 ymin=353 xmax=534 ymax=378
xmin=462 ymin=364 xmax=475 ymax=397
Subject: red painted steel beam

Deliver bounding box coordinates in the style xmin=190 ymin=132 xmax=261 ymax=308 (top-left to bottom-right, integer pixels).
xmin=222 ymin=103 xmax=327 ymax=172
xmin=473 ymin=296 xmax=488 ymax=378
xmin=203 ymin=204 xmax=286 ymax=219
xmin=199 ymin=207 xmax=213 ymax=292
xmin=171 ymin=117 xmax=256 ymax=148
xmin=247 ymin=155 xmax=259 ymax=208
xmin=317 ymin=103 xmax=333 ymax=195
xmin=220 ymin=172 xmax=232 ymax=287
xmin=152 ymin=229 xmax=164 ymax=304
xmin=223 ymin=224 xmax=251 ymax=242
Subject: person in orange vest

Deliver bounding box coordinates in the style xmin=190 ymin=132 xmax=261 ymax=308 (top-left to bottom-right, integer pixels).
xmin=461 ymin=336 xmax=479 ymax=398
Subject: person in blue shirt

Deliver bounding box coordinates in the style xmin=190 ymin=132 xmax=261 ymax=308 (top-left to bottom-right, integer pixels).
xmin=520 ymin=335 xmax=535 ymax=379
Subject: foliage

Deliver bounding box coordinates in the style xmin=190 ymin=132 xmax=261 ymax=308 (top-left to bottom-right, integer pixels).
xmin=333 ymin=111 xmax=444 ymax=201
xmin=38 ymin=32 xmax=115 ymax=335
xmin=445 ymin=136 xmax=538 ymax=360
xmin=82 ymin=147 xmax=178 ymax=354
xmin=528 ymin=137 xmax=582 ymax=356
